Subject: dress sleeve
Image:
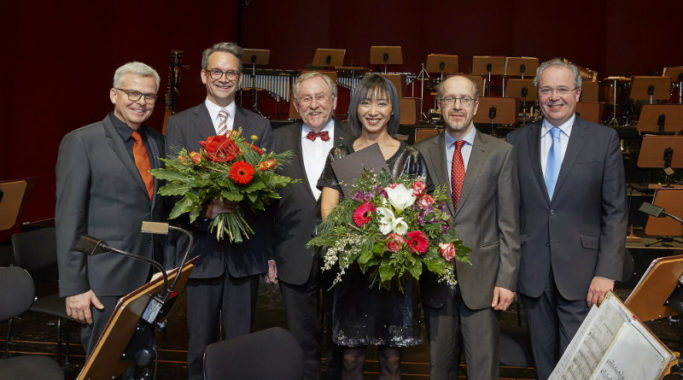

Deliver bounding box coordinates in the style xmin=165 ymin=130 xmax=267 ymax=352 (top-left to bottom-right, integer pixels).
xmin=316 ymin=145 xmax=348 ymax=193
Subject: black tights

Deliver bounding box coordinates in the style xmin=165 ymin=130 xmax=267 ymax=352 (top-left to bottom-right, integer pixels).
xmin=341 ymin=346 xmax=402 ymax=380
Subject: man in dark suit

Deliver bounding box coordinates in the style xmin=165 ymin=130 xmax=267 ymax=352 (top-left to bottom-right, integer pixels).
xmin=164 ymin=42 xmax=274 ymax=380
xmin=56 ymin=61 xmax=169 ymax=356
xmin=416 ymin=75 xmax=520 ymax=380
xmin=506 ymin=58 xmax=627 ymax=379
xmin=271 ymin=71 xmax=352 ymax=380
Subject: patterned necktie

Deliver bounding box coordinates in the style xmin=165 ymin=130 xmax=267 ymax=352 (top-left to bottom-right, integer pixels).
xmin=545 ymin=127 xmax=562 ymax=199
xmin=451 ymin=140 xmax=466 ymax=210
xmin=306 ymin=130 xmax=330 ymax=141
xmin=131 ymin=131 xmax=154 ymax=200
xmin=217 ymin=109 xmax=229 ymax=135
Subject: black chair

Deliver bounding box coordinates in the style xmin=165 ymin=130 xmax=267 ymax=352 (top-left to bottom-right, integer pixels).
xmin=0 ymin=266 xmax=64 ymax=380
xmin=204 ymin=327 xmax=304 ymax=380
xmin=9 ymin=227 xmax=75 ymax=366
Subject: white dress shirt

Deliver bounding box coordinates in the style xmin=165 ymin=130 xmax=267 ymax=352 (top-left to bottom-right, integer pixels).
xmin=301 ymin=119 xmax=335 ymax=200
xmin=540 ymin=114 xmax=574 ymax=177
xmin=444 ymin=126 xmax=476 ymax=182
xmin=205 ymin=98 xmax=237 ymax=134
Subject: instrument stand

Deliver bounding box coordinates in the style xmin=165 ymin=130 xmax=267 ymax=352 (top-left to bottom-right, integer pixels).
xmin=241 ymin=49 xmax=271 ymax=117
xmin=370 ymin=46 xmax=402 ymax=75
xmin=606 ymin=78 xmax=620 ymax=127
xmin=415 ymin=63 xmax=430 ymax=121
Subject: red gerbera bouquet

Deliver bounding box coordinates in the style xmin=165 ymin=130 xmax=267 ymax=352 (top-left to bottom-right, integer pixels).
xmin=151 ymin=129 xmax=297 ymax=242
xmin=308 ymin=169 xmax=470 ymax=291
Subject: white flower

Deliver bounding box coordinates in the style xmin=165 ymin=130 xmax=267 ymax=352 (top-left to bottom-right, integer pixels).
xmin=385 ymin=184 xmax=416 ymax=212
xmin=377 ymin=207 xmax=409 ymax=235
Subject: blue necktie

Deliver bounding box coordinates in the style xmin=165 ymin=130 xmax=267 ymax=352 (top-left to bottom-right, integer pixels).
xmin=545 ymin=127 xmax=561 ymax=199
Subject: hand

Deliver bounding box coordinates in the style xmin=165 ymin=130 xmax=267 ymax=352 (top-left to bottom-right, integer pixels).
xmin=264 ymin=260 xmax=278 ymax=284
xmin=491 ymin=287 xmax=515 ymax=311
xmin=586 ymin=276 xmax=614 ymax=307
xmin=206 ymin=198 xmax=240 ymax=219
xmin=65 ymin=290 xmax=104 ymax=324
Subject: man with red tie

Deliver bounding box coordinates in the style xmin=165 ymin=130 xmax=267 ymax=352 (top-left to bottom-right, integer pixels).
xmin=416 ymin=75 xmax=520 ymax=380
xmin=56 ymin=61 xmax=170 ymax=356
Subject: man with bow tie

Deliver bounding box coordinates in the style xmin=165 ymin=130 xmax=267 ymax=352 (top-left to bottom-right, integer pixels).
xmin=271 ymin=71 xmax=353 ymax=379
xmin=165 ymin=42 xmax=274 ymax=380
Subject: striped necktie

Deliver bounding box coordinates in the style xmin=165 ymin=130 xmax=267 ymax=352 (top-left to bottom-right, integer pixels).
xmin=217 ymin=109 xmax=229 ymax=135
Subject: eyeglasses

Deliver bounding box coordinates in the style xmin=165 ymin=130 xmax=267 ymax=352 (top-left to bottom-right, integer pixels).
xmin=438 ymin=96 xmax=476 ymax=107
xmin=296 ymin=93 xmax=330 ymax=106
xmin=539 ymin=87 xmax=577 ymax=96
xmin=205 ymin=68 xmax=240 ymax=80
xmin=116 ymin=88 xmax=157 ymax=102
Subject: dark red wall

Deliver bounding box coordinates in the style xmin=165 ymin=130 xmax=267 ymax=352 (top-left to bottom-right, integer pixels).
xmin=2 ymin=0 xmax=683 ymax=236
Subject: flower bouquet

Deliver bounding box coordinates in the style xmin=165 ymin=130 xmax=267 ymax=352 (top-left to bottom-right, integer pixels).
xmin=151 ymin=129 xmax=298 ymax=243
xmin=308 ymin=168 xmax=470 ymax=291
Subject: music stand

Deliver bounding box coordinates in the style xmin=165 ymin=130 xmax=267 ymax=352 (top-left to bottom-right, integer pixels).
xmin=644 ymin=188 xmax=683 ymax=243
xmin=637 ymin=135 xmax=683 ymax=186
xmin=473 ymin=97 xmax=517 ymax=136
xmin=504 ymin=57 xmax=538 ymax=79
xmin=471 ymin=56 xmax=505 ymax=97
xmin=370 ymin=46 xmax=402 ymax=74
xmin=77 ymin=258 xmax=196 ymax=380
xmin=312 ymin=48 xmax=345 ymax=68
xmin=574 ymin=102 xmax=601 ymax=124
xmin=380 ymin=73 xmax=403 ymax=97
xmin=241 ymin=48 xmax=271 ymax=116
xmin=426 ymin=54 xmax=459 ymax=81
xmin=663 ymin=66 xmax=683 ymax=105
xmin=626 ymin=253 xmax=683 ymax=322
xmin=630 ymin=76 xmax=671 ymax=104
xmin=580 ymin=81 xmax=599 ymax=103
xmin=504 ymin=78 xmax=536 ymax=125
xmin=0 ymin=177 xmax=35 ymax=232
xmin=636 ymin=104 xmax=683 ymax=134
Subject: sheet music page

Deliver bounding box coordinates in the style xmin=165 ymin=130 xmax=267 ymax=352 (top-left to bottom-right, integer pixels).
xmin=590 ymin=322 xmax=672 ymax=380
xmin=550 ymin=294 xmax=631 ymax=380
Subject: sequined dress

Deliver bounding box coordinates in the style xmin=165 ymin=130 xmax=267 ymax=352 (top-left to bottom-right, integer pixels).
xmin=318 ymin=142 xmax=430 ymax=347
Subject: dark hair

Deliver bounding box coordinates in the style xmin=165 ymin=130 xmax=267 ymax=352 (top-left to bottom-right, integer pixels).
xmin=347 ymin=74 xmax=401 ymax=136
xmin=201 ymin=42 xmax=243 ymax=72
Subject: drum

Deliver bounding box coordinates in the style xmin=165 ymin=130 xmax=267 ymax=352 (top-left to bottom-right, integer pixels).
xmin=599 ymin=76 xmax=630 ymax=106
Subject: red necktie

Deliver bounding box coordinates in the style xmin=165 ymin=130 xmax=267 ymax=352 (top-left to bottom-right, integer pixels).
xmin=131 ymin=131 xmax=154 ymax=200
xmin=306 ymin=130 xmax=330 ymax=141
xmin=451 ymin=140 xmax=466 ymax=210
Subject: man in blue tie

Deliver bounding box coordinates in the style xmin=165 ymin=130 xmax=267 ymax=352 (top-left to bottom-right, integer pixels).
xmin=506 ymin=58 xmax=627 ymax=379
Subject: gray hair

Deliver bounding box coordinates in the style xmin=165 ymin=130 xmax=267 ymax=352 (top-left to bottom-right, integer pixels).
xmin=293 ymin=71 xmax=338 ymax=99
xmin=113 ymin=62 xmax=160 ymax=92
xmin=201 ymin=42 xmax=243 ymax=72
xmin=348 ymin=74 xmax=401 ymax=136
xmin=534 ymin=58 xmax=582 ymax=89
xmin=437 ymin=75 xmax=480 ymax=100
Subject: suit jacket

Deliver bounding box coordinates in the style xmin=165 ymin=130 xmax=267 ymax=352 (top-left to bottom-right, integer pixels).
xmin=56 ymin=114 xmax=168 ymax=298
xmin=271 ymin=120 xmax=353 ymax=285
xmin=165 ymin=102 xmax=273 ymax=279
xmin=506 ymin=115 xmax=627 ymax=300
xmin=416 ymin=129 xmax=520 ymax=310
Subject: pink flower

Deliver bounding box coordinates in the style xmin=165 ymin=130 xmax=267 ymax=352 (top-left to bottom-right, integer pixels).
xmin=418 ymin=194 xmax=435 ymax=208
xmin=406 ymin=230 xmax=429 ymax=255
xmin=438 ymin=242 xmax=456 ymax=262
xmin=352 ymin=202 xmax=376 ymax=227
xmin=388 ymin=183 xmax=398 ymax=189
xmin=411 ymin=181 xmax=427 ymax=197
xmin=385 ymin=233 xmax=405 ymax=253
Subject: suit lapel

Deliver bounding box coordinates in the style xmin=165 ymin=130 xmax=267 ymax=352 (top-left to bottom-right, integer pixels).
xmin=102 ymin=116 xmax=150 ymax=199
xmin=426 ymin=133 xmax=456 ymax=216
xmin=291 ymin=123 xmax=317 ymax=201
xmin=528 ymin=122 xmax=549 ymax=203
xmin=193 ymin=104 xmax=217 ymax=139
xmin=553 ymin=116 xmax=587 ymax=199
xmin=456 ymin=131 xmax=487 ymax=217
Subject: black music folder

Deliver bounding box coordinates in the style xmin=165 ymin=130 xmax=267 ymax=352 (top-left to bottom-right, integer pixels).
xmin=331 ymin=143 xmax=388 ymax=197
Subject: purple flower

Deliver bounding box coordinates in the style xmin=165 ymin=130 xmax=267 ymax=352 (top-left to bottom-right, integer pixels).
xmin=417 ymin=211 xmax=425 ymax=226
xmin=441 ymin=221 xmax=450 ymax=234
xmin=352 ymin=191 xmax=364 ymax=201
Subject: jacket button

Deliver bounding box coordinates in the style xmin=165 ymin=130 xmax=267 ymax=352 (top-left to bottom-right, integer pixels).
xmin=545 ymin=242 xmax=550 ymax=247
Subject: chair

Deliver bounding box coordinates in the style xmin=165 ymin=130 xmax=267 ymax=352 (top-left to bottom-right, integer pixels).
xmin=9 ymin=227 xmax=75 ymax=366
xmin=0 ymin=266 xmax=64 ymax=380
xmin=204 ymin=327 xmax=304 ymax=380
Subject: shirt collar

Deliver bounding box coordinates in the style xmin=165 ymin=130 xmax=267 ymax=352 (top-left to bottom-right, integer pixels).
xmin=109 ymin=112 xmax=141 ymax=141
xmin=542 ymin=113 xmax=575 ymax=137
xmin=444 ymin=125 xmax=476 ymax=147
xmin=204 ymin=98 xmax=236 ymax=122
xmin=301 ymin=118 xmax=334 ymax=136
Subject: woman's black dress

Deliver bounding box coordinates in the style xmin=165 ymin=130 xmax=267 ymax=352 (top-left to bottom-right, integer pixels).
xmin=318 ymin=141 xmax=431 ymax=347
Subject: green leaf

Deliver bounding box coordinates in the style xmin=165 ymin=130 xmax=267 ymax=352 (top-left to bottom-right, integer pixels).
xmin=358 ymin=249 xmax=373 ymax=264
xmin=150 ymin=169 xmax=191 ymax=182
xmin=168 ymin=196 xmax=196 ymax=219
xmin=221 ymin=189 xmax=244 ymax=202
xmin=157 ymin=183 xmax=193 ymax=196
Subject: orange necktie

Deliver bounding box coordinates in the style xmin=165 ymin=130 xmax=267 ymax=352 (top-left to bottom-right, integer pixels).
xmin=131 ymin=131 xmax=154 ymax=200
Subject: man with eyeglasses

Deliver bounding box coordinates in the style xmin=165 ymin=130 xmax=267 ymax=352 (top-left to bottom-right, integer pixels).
xmin=416 ymin=75 xmax=520 ymax=379
xmin=270 ymin=71 xmax=353 ymax=379
xmin=165 ymin=42 xmax=273 ymax=380
xmin=506 ymin=58 xmax=626 ymax=379
xmin=56 ymin=61 xmax=171 ymax=356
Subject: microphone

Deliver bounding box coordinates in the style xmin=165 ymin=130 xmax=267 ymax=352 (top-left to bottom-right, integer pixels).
xmin=383 ymin=53 xmax=389 ymax=63
xmin=489 ymin=106 xmax=497 ymax=120
xmin=439 ymin=61 xmax=445 ymax=71
xmin=486 ymin=63 xmax=492 ymax=73
xmin=521 ymin=87 xmax=528 ymax=98
xmin=648 ymin=85 xmax=655 ymax=96
xmin=520 ymin=64 xmax=526 ymax=74
xmin=325 ymin=55 xmax=332 ymax=65
xmin=639 ymin=202 xmax=683 ymax=224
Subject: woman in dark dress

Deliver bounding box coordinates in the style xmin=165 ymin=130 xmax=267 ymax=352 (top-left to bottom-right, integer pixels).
xmin=318 ymin=74 xmax=430 ymax=379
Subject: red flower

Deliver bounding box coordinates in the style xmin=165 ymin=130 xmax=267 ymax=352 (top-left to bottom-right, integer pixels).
xmin=417 ymin=194 xmax=434 ymax=208
xmin=257 ymin=158 xmax=278 ymax=172
xmin=248 ymin=143 xmax=264 ymax=155
xmin=438 ymin=242 xmax=456 ymax=262
xmin=411 ymin=181 xmax=427 ymax=197
xmin=388 ymin=183 xmax=398 ymax=189
xmin=352 ymin=202 xmax=376 ymax=227
xmin=200 ymin=135 xmax=240 ymax=163
xmin=385 ymin=233 xmax=405 ymax=253
xmin=189 ymin=151 xmax=202 ymax=164
xmin=406 ymin=230 xmax=429 ymax=255
xmin=229 ymin=161 xmax=255 ymax=185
